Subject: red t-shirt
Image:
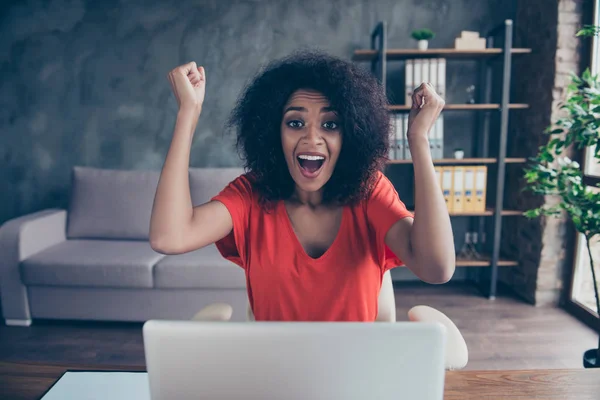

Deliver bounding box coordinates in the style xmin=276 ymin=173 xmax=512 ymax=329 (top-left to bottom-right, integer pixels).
xmin=211 ymin=170 xmax=413 ymax=321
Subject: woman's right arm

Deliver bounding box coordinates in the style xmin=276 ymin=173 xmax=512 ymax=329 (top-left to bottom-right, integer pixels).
xmin=149 ymin=62 xmax=233 ymax=255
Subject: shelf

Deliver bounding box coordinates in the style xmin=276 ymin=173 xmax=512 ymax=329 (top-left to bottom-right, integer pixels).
xmin=407 ymin=208 xmax=523 ymax=216
xmin=397 ymin=255 xmax=519 ymax=267
xmin=452 ymin=208 xmax=523 ymax=217
xmin=456 ymin=256 xmax=519 ymax=267
xmin=388 ymin=104 xmax=529 ymax=111
xmin=387 ymin=158 xmax=527 ymax=165
xmin=362 ymin=20 xmax=523 ymax=298
xmin=353 ymin=48 xmax=532 ymax=61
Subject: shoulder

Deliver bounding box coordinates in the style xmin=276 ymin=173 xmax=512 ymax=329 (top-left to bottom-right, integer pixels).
xmin=212 ymin=171 xmax=260 ymax=206
xmin=228 ymin=172 xmax=256 ymax=193
xmin=367 ymin=170 xmax=398 ymax=201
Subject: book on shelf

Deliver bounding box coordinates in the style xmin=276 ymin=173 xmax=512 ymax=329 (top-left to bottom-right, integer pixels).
xmin=474 ymin=166 xmax=487 ymax=212
xmin=397 ymin=114 xmax=405 ymax=159
xmin=405 ymin=58 xmax=446 ymax=100
xmin=434 ymin=166 xmax=443 ymax=189
xmin=388 ymin=127 xmax=396 ymax=160
xmin=413 ymin=59 xmax=422 ymax=101
xmin=429 ymin=58 xmax=438 ymax=94
xmin=441 ymin=167 xmax=454 ymax=212
xmin=405 ymin=59 xmax=413 ymax=106
xmin=389 ymin=114 xmax=412 ymax=161
xmin=403 ymin=114 xmax=410 ymax=160
xmin=437 ymin=58 xmax=446 ymax=99
xmin=432 ymin=115 xmax=444 ymax=159
xmin=435 ymin=166 xmax=487 ymax=213
xmin=422 ymin=58 xmax=430 ymax=90
xmin=453 ymin=167 xmax=465 ymax=213
xmin=463 ymin=166 xmax=476 ymax=212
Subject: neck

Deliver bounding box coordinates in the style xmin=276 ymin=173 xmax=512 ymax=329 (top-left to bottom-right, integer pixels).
xmin=290 ymin=186 xmax=324 ymax=207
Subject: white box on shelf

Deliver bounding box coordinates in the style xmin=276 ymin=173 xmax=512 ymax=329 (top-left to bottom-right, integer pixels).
xmin=460 ymin=31 xmax=480 ymax=39
xmin=455 ymin=37 xmax=486 ymax=50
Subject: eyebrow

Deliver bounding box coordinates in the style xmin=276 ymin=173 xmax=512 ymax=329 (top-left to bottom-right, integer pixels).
xmin=283 ymin=106 xmax=336 ymax=114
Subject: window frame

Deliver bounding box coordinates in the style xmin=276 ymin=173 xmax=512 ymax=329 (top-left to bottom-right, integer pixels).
xmin=564 ymin=0 xmax=600 ymax=333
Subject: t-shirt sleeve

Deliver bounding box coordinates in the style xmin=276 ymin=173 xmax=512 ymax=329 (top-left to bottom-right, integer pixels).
xmin=366 ymin=171 xmax=414 ymax=271
xmin=210 ymin=174 xmax=254 ymax=269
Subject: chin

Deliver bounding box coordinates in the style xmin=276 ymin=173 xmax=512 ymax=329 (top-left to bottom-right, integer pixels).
xmin=292 ymin=176 xmax=330 ymax=193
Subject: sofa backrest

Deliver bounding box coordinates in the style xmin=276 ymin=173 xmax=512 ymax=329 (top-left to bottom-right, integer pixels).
xmin=67 ymin=166 xmax=161 ymax=240
xmin=188 ymin=167 xmax=244 ymax=206
xmin=66 ymin=166 xmax=245 ymax=240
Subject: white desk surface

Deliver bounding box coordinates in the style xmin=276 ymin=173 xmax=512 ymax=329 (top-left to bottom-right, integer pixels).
xmin=41 ymin=371 xmax=150 ymax=400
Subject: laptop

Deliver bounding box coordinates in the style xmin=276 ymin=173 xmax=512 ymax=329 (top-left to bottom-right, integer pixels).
xmin=143 ymin=320 xmax=446 ymax=400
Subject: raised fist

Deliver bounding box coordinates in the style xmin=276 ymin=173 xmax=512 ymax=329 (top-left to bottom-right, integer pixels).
xmin=408 ymin=82 xmax=445 ymax=139
xmin=167 ymin=62 xmax=206 ymax=113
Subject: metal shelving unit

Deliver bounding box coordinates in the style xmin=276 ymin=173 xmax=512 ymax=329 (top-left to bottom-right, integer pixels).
xmin=356 ymin=19 xmax=530 ymax=299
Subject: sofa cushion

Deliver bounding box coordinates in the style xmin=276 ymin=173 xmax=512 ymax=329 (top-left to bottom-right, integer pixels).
xmin=189 ymin=168 xmax=244 ymax=206
xmin=154 ymin=244 xmax=245 ymax=289
xmin=21 ymin=240 xmax=164 ymax=288
xmin=67 ymin=166 xmax=160 ymax=240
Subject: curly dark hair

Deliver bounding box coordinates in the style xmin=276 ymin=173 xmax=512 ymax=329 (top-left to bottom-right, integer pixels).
xmin=228 ymin=50 xmax=391 ymax=206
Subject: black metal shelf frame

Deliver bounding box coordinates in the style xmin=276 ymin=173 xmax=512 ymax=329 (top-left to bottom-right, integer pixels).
xmin=365 ymin=20 xmax=524 ymax=299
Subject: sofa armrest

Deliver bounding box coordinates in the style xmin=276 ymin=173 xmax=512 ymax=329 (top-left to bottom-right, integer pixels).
xmin=0 ymin=209 xmax=67 ymax=323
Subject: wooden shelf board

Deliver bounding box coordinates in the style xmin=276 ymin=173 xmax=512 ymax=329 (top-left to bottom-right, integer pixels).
xmin=407 ymin=208 xmax=523 ymax=216
xmin=353 ymin=48 xmax=532 ymax=61
xmin=397 ymin=256 xmax=519 ymax=267
xmin=451 ymin=209 xmax=523 ymax=217
xmin=387 ymin=158 xmax=527 ymax=165
xmin=388 ymin=158 xmax=496 ymax=165
xmin=456 ymin=257 xmax=519 ymax=267
xmin=499 ymin=209 xmax=525 ymax=216
xmin=388 ymin=104 xmax=529 ymax=111
xmin=505 ymin=158 xmax=528 ymax=164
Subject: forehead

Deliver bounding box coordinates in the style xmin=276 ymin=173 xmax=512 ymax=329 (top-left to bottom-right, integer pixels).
xmin=285 ymin=89 xmax=330 ymax=107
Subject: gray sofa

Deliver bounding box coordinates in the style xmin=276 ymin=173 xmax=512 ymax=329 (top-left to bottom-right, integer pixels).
xmin=0 ymin=166 xmax=249 ymax=326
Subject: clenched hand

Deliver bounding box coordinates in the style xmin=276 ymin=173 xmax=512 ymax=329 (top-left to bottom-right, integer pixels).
xmin=167 ymin=62 xmax=206 ymax=114
xmin=407 ymin=82 xmax=445 ymax=140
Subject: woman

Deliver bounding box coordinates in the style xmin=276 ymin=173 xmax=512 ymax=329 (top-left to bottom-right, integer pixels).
xmin=150 ymin=51 xmax=455 ymax=322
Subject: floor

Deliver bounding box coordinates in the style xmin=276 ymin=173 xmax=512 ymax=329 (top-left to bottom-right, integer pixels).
xmin=0 ymin=283 xmax=597 ymax=371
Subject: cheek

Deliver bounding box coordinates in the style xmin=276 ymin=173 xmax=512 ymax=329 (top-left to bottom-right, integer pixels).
xmin=329 ymin=135 xmax=343 ymax=159
xmin=280 ymin=131 xmax=296 ymax=159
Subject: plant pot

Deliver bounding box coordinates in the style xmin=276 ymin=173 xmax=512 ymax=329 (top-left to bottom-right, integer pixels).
xmin=454 ymin=150 xmax=464 ymax=160
xmin=583 ymin=349 xmax=600 ymax=368
xmin=418 ymin=40 xmax=428 ymax=50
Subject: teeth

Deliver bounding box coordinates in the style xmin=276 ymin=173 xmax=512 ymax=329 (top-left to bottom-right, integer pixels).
xmin=298 ymin=155 xmax=325 ymax=161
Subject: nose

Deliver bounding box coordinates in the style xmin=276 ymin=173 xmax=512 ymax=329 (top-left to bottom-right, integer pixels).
xmin=302 ymin=124 xmax=324 ymax=146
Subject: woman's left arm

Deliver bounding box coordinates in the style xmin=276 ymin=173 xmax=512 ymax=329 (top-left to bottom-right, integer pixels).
xmin=385 ymin=83 xmax=455 ymax=284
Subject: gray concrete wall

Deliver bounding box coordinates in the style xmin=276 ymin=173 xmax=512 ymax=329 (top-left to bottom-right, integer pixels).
xmin=1 ymin=0 xmax=515 ymax=229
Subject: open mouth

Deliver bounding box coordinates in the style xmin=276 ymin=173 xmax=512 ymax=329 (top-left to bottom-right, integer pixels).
xmin=297 ymin=153 xmax=326 ymax=177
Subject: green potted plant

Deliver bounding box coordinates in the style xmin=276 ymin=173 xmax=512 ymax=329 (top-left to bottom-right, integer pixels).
xmin=523 ymin=26 xmax=600 ymax=368
xmin=411 ymin=29 xmax=435 ymax=50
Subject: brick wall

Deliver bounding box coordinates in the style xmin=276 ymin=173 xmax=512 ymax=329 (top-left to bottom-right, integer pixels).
xmin=501 ymin=0 xmax=585 ymax=305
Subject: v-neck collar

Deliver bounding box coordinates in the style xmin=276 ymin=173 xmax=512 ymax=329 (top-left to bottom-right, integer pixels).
xmin=278 ymin=200 xmax=346 ymax=264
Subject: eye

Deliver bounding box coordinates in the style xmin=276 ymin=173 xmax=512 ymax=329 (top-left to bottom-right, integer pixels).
xmin=322 ymin=121 xmax=339 ymax=130
xmin=287 ymin=120 xmax=304 ymax=129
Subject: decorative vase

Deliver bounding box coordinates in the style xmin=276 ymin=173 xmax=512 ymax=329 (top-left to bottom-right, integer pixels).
xmin=583 ymin=349 xmax=600 ymax=368
xmin=454 ymin=150 xmax=464 ymax=160
xmin=418 ymin=40 xmax=428 ymax=50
